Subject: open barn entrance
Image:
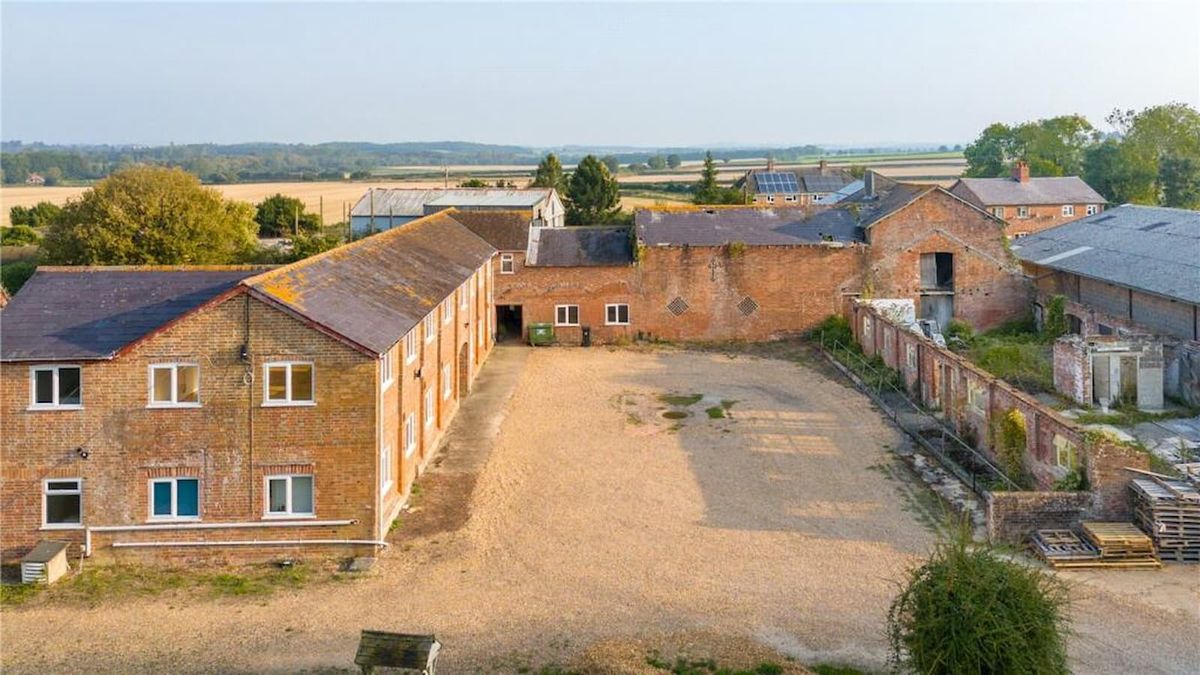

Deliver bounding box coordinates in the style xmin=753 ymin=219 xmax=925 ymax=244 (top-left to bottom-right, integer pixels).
xmin=496 ymin=305 xmax=523 ymax=343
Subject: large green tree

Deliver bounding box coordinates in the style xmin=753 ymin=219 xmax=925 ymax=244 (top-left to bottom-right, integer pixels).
xmin=254 ymin=193 xmax=320 ymax=237
xmin=963 ymin=123 xmax=1013 ymax=177
xmin=693 ymin=151 xmax=745 ymax=205
xmin=1160 ymin=155 xmax=1200 ymax=209
xmin=964 ymin=116 xmax=1095 ymax=178
xmin=564 ymin=155 xmax=621 ymax=225
xmin=530 ymin=152 xmax=565 ymax=190
xmin=41 ymin=166 xmax=258 ymax=265
xmin=9 ymin=201 xmax=62 ymax=228
xmin=1082 ymin=139 xmax=1157 ymax=204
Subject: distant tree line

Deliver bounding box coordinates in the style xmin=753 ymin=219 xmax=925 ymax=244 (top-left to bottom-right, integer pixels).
xmin=963 ymin=102 xmax=1200 ymax=208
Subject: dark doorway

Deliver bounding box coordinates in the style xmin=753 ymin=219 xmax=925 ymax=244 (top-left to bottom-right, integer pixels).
xmin=496 ymin=305 xmax=523 ymax=342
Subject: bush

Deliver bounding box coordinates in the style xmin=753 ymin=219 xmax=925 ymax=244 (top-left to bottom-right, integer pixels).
xmin=810 ymin=314 xmax=854 ymax=349
xmin=994 ymin=409 xmax=1028 ymax=484
xmin=1 ymin=260 xmax=37 ymax=294
xmin=1042 ymin=295 xmax=1067 ymax=341
xmin=1053 ymin=468 xmax=1088 ymax=491
xmin=944 ymin=319 xmax=974 ymax=343
xmin=888 ymin=521 xmax=1070 ymax=675
xmin=1 ymin=225 xmax=41 ymax=245
xmin=9 ymin=201 xmax=62 ymax=229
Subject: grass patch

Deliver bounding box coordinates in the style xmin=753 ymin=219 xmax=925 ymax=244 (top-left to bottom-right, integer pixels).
xmin=0 ymin=582 xmax=44 ymax=606
xmin=949 ymin=321 xmax=1053 ymax=395
xmin=705 ymin=406 xmax=726 ymax=419
xmin=720 ymin=399 xmax=738 ymax=411
xmin=662 ymin=410 xmax=690 ymax=420
xmin=659 ymin=393 xmax=703 ymax=407
xmin=810 ymin=665 xmax=870 ymax=675
xmin=1075 ymin=404 xmax=1197 ymax=427
xmin=646 ymin=655 xmax=783 ymax=675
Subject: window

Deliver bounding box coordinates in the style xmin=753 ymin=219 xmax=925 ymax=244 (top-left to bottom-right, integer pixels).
xmin=442 ymin=363 xmax=452 ymax=400
xmin=149 ymin=364 xmax=199 ymax=407
xmin=265 ymin=475 xmax=314 ymax=517
xmin=381 ymin=349 xmax=394 ymax=390
xmin=424 ymin=387 xmax=434 ymax=428
xmin=443 ymin=299 xmax=453 ymax=325
xmin=905 ymin=344 xmax=918 ymax=370
xmin=1086 ymin=204 xmax=1099 ymax=216
xmin=1097 ymin=323 xmax=1114 ymax=336
xmin=1013 ymin=231 xmax=1029 ymax=239
xmin=263 ymin=362 xmax=314 ymax=405
xmin=1017 ymin=206 xmax=1030 ymax=218
xmin=43 ymin=479 xmax=82 ymax=528
xmin=460 ymin=285 xmax=467 ymax=309
xmin=783 ymin=195 xmax=797 ymax=203
xmin=380 ymin=445 xmax=393 ymax=491
xmin=1062 ymin=205 xmax=1075 ymax=217
xmin=404 ymin=331 xmax=418 ymax=364
xmin=1054 ymin=435 xmax=1076 ymax=469
xmin=30 ymin=365 xmax=82 ymax=409
xmin=605 ymin=303 xmax=630 ymax=325
xmin=765 ymin=194 xmax=776 ymax=204
xmin=423 ymin=315 xmax=436 ymax=344
xmin=967 ymin=381 xmax=987 ymax=417
xmin=500 ymin=253 xmax=515 ymax=274
xmin=404 ymin=413 xmax=417 ymax=457
xmin=150 ymin=478 xmax=199 ymax=519
xmin=919 ymin=252 xmax=954 ymax=290
xmin=992 ymin=206 xmax=1005 ymax=219
xmin=555 ymin=305 xmax=579 ymax=326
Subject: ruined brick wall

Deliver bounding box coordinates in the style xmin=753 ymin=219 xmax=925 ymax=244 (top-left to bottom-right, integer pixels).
xmin=1053 ymin=338 xmax=1089 ymax=404
xmin=987 ymin=491 xmax=1093 ymax=544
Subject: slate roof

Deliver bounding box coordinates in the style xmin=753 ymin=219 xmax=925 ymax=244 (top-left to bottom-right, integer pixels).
xmin=351 ymin=188 xmax=553 ymax=217
xmin=635 ymin=207 xmax=864 ymax=246
xmin=951 ymin=176 xmax=1105 ymax=207
xmin=739 ymin=166 xmax=856 ymax=195
xmin=447 ymin=210 xmax=532 ymax=251
xmin=527 ymin=226 xmax=633 ymax=266
xmin=1011 ymin=205 xmax=1200 ymax=305
xmin=1 ymin=267 xmax=264 ymax=361
xmin=246 ymin=210 xmax=495 ymax=355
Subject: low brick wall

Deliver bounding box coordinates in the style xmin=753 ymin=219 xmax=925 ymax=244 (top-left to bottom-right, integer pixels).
xmin=987 ymin=490 xmax=1093 ymax=544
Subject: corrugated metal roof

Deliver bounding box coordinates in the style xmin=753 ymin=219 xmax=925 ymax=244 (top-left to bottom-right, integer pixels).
xmin=246 ymin=210 xmax=495 ymax=355
xmin=350 ymin=188 xmax=552 ymax=217
xmin=447 ymin=210 xmax=532 ymax=251
xmin=1011 ymin=205 xmax=1200 ymax=304
xmin=953 ymin=176 xmax=1105 ymax=206
xmin=1 ymin=267 xmax=264 ymax=361
xmin=527 ymin=226 xmax=633 ymax=266
xmin=635 ymin=207 xmax=864 ymax=246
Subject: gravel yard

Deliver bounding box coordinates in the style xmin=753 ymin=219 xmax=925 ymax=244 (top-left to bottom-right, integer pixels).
xmin=2 ymin=347 xmax=1197 ymax=673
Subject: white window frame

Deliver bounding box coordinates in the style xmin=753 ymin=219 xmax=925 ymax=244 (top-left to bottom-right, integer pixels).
xmin=148 ymin=363 xmax=201 ymax=408
xmin=992 ymin=206 xmax=1005 ymax=219
xmin=380 ymin=444 xmax=393 ymax=492
xmin=148 ymin=477 xmax=201 ymax=521
xmin=442 ymin=363 xmax=452 ymax=400
xmin=42 ymin=478 xmax=83 ymax=529
xmin=605 ymin=303 xmax=630 ymax=326
xmin=459 ymin=285 xmax=467 ymax=310
xmin=500 ymin=253 xmax=515 ymax=274
xmin=783 ymin=195 xmax=797 ymax=203
xmin=1013 ymin=231 xmax=1029 ymax=239
xmin=404 ymin=412 xmax=417 ymax=457
xmin=1017 ymin=206 xmax=1030 ymax=219
xmin=1086 ymin=204 xmax=1099 ymax=216
xmin=555 ymin=304 xmax=579 ymax=327
xmin=811 ymin=194 xmax=825 ymax=203
xmin=262 ymin=362 xmax=315 ymax=406
xmin=381 ymin=348 xmax=394 ymax=391
xmin=404 ymin=331 xmax=417 ymax=365
xmin=263 ymin=474 xmax=315 ymax=518
xmin=1054 ymin=436 xmax=1076 ymax=469
xmin=424 ymin=387 xmax=435 ymax=428
xmin=1062 ymin=205 xmax=1075 ymax=217
xmin=29 ymin=365 xmax=83 ymax=410
xmin=765 ymin=194 xmax=776 ymax=204
xmin=424 ymin=315 xmax=436 ymax=344
xmin=442 ymin=299 xmax=453 ymax=325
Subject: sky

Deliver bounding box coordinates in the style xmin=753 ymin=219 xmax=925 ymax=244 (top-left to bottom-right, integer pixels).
xmin=2 ymin=1 xmax=1198 ymax=148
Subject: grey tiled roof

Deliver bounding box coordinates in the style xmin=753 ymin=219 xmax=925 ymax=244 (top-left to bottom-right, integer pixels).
xmin=1011 ymin=205 xmax=1200 ymax=304
xmin=447 ymin=210 xmax=532 ymax=251
xmin=351 ymin=188 xmax=553 ymax=217
xmin=527 ymin=226 xmax=633 ymax=266
xmin=635 ymin=207 xmax=864 ymax=246
xmin=952 ymin=176 xmax=1105 ymax=206
xmin=1 ymin=267 xmax=264 ymax=361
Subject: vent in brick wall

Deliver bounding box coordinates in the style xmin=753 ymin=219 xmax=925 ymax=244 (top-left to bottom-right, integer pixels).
xmin=667 ymin=297 xmax=689 ymax=316
xmin=738 ymin=296 xmax=759 ymax=316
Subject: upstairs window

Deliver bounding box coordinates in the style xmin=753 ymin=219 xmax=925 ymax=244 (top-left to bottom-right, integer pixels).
xmin=404 ymin=331 xmax=417 ymax=364
xmin=992 ymin=207 xmax=1005 ymax=219
xmin=500 ymin=253 xmax=515 ymax=274
xmin=263 ymin=362 xmax=314 ymax=406
xmin=150 ymin=477 xmax=200 ymax=519
xmin=404 ymin=412 xmax=417 ymax=457
xmin=1062 ymin=205 xmax=1075 ymax=217
xmin=31 ymin=365 xmax=82 ymax=409
xmin=265 ymin=475 xmax=313 ymax=517
xmin=381 ymin=349 xmax=394 ymax=390
xmin=149 ymin=364 xmax=199 ymax=407
xmin=555 ymin=305 xmax=579 ymax=326
xmin=443 ymin=299 xmax=453 ymax=325
xmin=1086 ymin=204 xmax=1100 ymax=216
xmin=1017 ymin=206 xmax=1030 ymax=218
xmin=43 ymin=479 xmax=82 ymax=528
xmin=605 ymin=304 xmax=630 ymax=326
xmin=424 ymin=315 xmax=436 ymax=343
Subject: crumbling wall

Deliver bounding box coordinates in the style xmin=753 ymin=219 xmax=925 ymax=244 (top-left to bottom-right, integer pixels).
xmin=987 ymin=491 xmax=1093 ymax=544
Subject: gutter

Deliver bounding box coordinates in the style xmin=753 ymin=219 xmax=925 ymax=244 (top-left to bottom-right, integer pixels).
xmin=84 ymin=519 xmax=357 ymax=556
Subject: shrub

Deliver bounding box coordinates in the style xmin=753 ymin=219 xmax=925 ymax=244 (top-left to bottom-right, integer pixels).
xmin=995 ymin=409 xmax=1028 ymax=484
xmin=1 ymin=224 xmax=41 ymax=245
xmin=1042 ymin=295 xmax=1067 ymax=341
xmin=888 ymin=521 xmax=1070 ymax=675
xmin=1053 ymin=467 xmax=1088 ymax=491
xmin=810 ymin=314 xmax=854 ymax=349
xmin=1 ymin=260 xmax=36 ymax=295
xmin=944 ymin=319 xmax=974 ymax=343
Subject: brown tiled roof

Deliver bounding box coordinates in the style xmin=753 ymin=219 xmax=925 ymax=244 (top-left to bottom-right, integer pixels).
xmin=951 ymin=176 xmax=1105 ymax=207
xmin=447 ymin=210 xmax=532 ymax=251
xmin=245 ymin=210 xmax=495 ymax=355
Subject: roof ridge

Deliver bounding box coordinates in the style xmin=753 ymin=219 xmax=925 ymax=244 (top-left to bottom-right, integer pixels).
xmin=35 ymin=265 xmax=275 ymax=273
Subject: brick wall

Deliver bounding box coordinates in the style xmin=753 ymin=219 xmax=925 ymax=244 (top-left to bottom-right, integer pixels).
xmin=993 ymin=204 xmax=1100 ymax=236
xmin=987 ymin=490 xmax=1093 ymax=544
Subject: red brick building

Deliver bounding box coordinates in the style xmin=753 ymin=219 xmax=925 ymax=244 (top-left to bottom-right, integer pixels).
xmin=733 ymin=159 xmax=856 ymax=206
xmin=949 ymin=161 xmax=1106 ymax=238
xmin=0 ymin=211 xmax=496 ymax=564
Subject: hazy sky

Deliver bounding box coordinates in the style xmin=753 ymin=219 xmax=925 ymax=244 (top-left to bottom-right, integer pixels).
xmin=2 ymin=1 xmax=1198 ymax=147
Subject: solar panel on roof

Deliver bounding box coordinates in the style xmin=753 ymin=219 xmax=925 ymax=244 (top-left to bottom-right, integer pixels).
xmin=755 ymin=172 xmax=799 ymax=194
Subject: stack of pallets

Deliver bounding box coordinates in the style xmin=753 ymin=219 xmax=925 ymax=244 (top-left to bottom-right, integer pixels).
xmin=1031 ymin=530 xmax=1100 ymax=568
xmin=1131 ymin=477 xmax=1200 ymax=564
xmin=1031 ymin=522 xmax=1161 ymax=569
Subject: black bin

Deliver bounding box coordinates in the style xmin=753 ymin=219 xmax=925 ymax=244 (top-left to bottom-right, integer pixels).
xmin=581 ymin=326 xmax=591 ymax=347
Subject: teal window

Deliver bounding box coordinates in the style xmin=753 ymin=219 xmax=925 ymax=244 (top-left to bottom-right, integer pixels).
xmin=150 ymin=478 xmax=200 ymax=519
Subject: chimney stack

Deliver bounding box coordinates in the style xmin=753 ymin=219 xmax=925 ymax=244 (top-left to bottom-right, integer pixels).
xmin=864 ymin=170 xmax=876 ymax=198
xmin=766 ymin=156 xmax=776 ymax=171
xmin=818 ymin=159 xmax=828 ymax=172
xmin=1012 ymin=160 xmax=1030 ymax=183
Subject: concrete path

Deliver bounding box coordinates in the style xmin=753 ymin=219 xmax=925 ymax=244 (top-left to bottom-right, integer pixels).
xmin=391 ymin=343 xmax=530 ymax=540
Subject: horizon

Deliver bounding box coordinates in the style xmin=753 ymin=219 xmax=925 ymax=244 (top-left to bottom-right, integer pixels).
xmin=3 ymin=1 xmax=1198 ymax=147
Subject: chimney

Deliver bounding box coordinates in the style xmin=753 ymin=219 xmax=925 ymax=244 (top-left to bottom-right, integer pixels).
xmin=766 ymin=156 xmax=776 ymax=171
xmin=864 ymin=170 xmax=876 ymax=198
xmin=818 ymin=159 xmax=828 ymax=172
xmin=1012 ymin=160 xmax=1030 ymax=183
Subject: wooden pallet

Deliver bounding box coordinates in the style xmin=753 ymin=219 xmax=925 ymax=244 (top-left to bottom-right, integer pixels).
xmin=1082 ymin=522 xmax=1156 ymax=556
xmin=1130 ymin=477 xmax=1200 ymax=564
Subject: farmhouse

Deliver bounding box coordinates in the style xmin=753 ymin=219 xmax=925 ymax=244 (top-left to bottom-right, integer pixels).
xmin=734 ymin=159 xmax=857 ymax=206
xmin=949 ymin=161 xmax=1106 ymax=236
xmin=349 ymin=187 xmax=564 ymax=236
xmin=0 ymin=211 xmax=497 ymax=563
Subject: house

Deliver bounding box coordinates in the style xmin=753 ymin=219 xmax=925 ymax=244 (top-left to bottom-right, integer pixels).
xmin=0 ymin=210 xmax=497 ymax=563
xmin=24 ymin=173 xmax=45 ymax=186
xmin=349 ymin=187 xmax=564 ymax=237
xmin=949 ymin=161 xmax=1106 ymax=237
xmin=734 ymin=160 xmax=856 ymax=206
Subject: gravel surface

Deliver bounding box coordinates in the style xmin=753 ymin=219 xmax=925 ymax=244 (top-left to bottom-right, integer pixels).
xmin=2 ymin=348 xmax=1196 ymax=673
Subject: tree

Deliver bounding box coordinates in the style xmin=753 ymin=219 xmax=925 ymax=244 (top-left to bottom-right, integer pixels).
xmin=888 ymin=521 xmax=1069 ymax=675
xmin=692 ymin=152 xmax=746 ymax=205
xmin=564 ymin=155 xmax=621 ymax=225
xmin=41 ymin=166 xmax=258 ymax=265
xmin=457 ymin=178 xmax=489 ymax=188
xmin=1160 ymin=155 xmax=1200 ymax=209
xmin=963 ymin=123 xmax=1013 ymax=177
xmin=964 ymin=116 xmax=1095 ymax=178
xmin=600 ymin=155 xmax=621 ymax=174
xmin=647 ymin=154 xmax=667 ymax=171
xmin=666 ymin=154 xmax=682 ymax=169
xmin=254 ymin=193 xmax=320 ymax=237
xmin=530 ymin=153 xmax=565 ymax=191
xmin=9 ymin=201 xmax=62 ymax=228
xmin=1 ymin=225 xmax=41 ymax=245
xmin=42 ymin=167 xmax=64 ymax=186
xmin=1083 ymin=139 xmax=1157 ymax=205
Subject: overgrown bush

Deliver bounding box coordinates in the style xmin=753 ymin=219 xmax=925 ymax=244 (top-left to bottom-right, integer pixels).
xmin=888 ymin=521 xmax=1070 ymax=675
xmin=1 ymin=224 xmax=41 ymax=245
xmin=994 ymin=409 xmax=1028 ymax=484
xmin=1 ymin=260 xmax=37 ymax=295
xmin=1042 ymin=295 xmax=1067 ymax=341
xmin=1053 ymin=467 xmax=1088 ymax=491
xmin=810 ymin=314 xmax=855 ymax=350
xmin=944 ymin=319 xmax=974 ymax=343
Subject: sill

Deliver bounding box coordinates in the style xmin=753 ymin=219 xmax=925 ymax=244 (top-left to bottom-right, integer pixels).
xmin=261 ymin=513 xmax=316 ymax=521
xmin=261 ymin=400 xmax=316 ymax=408
xmin=146 ymin=403 xmax=202 ymax=410
xmin=381 ymin=379 xmax=394 ymax=392
xmin=41 ymin=524 xmax=84 ymax=531
xmin=500 ymin=270 xmax=515 ymax=275
xmin=425 ymin=337 xmax=435 ymax=344
xmin=27 ymin=405 xmax=83 ymax=412
xmin=146 ymin=517 xmax=201 ymax=523
xmin=405 ymin=357 xmax=417 ymax=366
xmin=605 ymin=323 xmax=630 ymax=327
xmin=404 ymin=447 xmax=416 ymax=459
xmin=554 ymin=324 xmax=579 ymax=328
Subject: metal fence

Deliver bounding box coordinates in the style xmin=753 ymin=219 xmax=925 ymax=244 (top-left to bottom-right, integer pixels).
xmin=816 ymin=331 xmax=1020 ymax=495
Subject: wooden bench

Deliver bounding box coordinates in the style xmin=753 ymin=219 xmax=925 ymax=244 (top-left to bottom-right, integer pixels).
xmin=354 ymin=630 xmax=440 ymax=674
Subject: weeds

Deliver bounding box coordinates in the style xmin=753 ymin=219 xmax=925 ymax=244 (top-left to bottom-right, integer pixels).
xmin=646 ymin=654 xmax=783 ymax=675
xmin=705 ymin=406 xmax=725 ymax=419
xmin=659 ymin=393 xmax=703 ymax=406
